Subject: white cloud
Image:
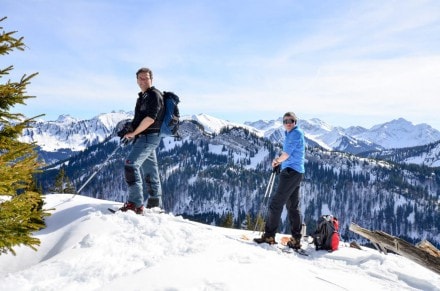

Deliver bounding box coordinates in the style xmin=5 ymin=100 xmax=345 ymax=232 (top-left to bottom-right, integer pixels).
xmin=3 ymin=0 xmax=440 ymax=129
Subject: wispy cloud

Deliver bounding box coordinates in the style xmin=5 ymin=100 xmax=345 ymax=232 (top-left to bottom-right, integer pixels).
xmin=3 ymin=0 xmax=440 ymax=130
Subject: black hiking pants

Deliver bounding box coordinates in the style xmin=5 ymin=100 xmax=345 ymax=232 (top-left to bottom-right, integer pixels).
xmin=264 ymin=168 xmax=304 ymax=239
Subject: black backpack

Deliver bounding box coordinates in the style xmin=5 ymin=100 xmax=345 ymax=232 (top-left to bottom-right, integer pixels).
xmin=160 ymin=91 xmax=180 ymax=138
xmin=312 ymin=215 xmax=340 ymax=251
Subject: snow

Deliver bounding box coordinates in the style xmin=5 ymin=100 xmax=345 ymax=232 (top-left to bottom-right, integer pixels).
xmin=184 ymin=114 xmax=263 ymax=137
xmin=18 ymin=111 xmax=133 ymax=152
xmin=1 ymin=194 xmax=439 ymax=291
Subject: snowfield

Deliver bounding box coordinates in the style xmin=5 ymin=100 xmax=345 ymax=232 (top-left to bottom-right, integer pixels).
xmin=0 ymin=194 xmax=439 ymax=291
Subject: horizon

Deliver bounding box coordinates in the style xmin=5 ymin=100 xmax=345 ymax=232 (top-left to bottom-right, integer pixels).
xmin=32 ymin=110 xmax=440 ymax=132
xmin=3 ymin=0 xmax=440 ymax=130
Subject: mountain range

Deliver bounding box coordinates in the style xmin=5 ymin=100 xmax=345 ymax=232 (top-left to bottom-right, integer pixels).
xmin=25 ymin=112 xmax=440 ymax=249
xmin=19 ymin=112 xmax=440 ymax=167
xmin=21 ymin=111 xmax=440 ymax=166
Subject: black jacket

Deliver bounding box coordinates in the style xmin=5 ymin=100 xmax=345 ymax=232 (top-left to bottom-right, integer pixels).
xmin=131 ymin=86 xmax=163 ymax=134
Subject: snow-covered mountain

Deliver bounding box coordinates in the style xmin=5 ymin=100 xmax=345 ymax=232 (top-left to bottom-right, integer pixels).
xmin=19 ymin=112 xmax=440 ymax=165
xmin=350 ymin=118 xmax=440 ymax=149
xmin=247 ymin=117 xmax=440 ymax=153
xmin=20 ymin=111 xmax=132 ymax=152
xmin=184 ymin=113 xmax=262 ymax=137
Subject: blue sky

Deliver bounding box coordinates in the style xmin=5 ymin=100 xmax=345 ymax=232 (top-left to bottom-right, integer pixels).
xmin=3 ymin=0 xmax=440 ymax=130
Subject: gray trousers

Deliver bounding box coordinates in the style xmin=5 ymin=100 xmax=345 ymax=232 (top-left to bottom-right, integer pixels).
xmin=124 ymin=133 xmax=162 ymax=207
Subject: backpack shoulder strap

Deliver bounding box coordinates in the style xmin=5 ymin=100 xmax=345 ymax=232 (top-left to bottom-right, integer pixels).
xmin=163 ymin=91 xmax=180 ymax=104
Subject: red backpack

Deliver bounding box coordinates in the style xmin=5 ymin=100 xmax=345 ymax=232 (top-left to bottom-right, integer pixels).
xmin=312 ymin=215 xmax=340 ymax=251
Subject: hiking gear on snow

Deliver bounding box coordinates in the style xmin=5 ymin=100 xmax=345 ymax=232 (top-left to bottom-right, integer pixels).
xmin=253 ymin=169 xmax=277 ymax=232
xmin=235 ymin=234 xmax=309 ymax=256
xmin=278 ymin=236 xmax=310 ymax=256
xmin=283 ymin=247 xmax=309 ymax=256
xmin=301 ymin=223 xmax=307 ymax=237
xmin=146 ymin=197 xmax=160 ymax=209
xmin=108 ymin=206 xmax=165 ymax=215
xmin=72 ymin=119 xmax=134 ymax=198
xmin=75 ymin=141 xmax=126 ymax=196
xmin=119 ymin=201 xmax=144 ymax=214
xmin=311 ymin=215 xmax=340 ymax=251
xmin=286 ymin=237 xmax=302 ymax=250
xmin=253 ymin=234 xmax=276 ymax=245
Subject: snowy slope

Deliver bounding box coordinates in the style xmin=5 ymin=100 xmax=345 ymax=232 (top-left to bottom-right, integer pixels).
xmin=404 ymin=141 xmax=440 ymax=167
xmin=0 ymin=194 xmax=438 ymax=291
xmin=183 ymin=113 xmax=263 ymax=136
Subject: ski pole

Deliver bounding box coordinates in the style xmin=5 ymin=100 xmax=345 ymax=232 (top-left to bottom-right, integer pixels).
xmin=259 ymin=171 xmax=276 ymax=229
xmin=73 ymin=138 xmax=129 ymax=198
xmin=253 ymin=170 xmax=276 ymax=233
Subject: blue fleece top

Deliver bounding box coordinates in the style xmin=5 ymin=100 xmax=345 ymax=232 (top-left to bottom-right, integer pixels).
xmin=281 ymin=125 xmax=305 ymax=173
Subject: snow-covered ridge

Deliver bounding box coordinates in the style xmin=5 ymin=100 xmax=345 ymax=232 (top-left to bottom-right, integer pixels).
xmin=19 ymin=111 xmax=133 ymax=152
xmin=248 ymin=117 xmax=440 ymax=151
xmin=19 ymin=112 xmax=440 ymax=157
xmin=182 ymin=113 xmax=263 ymax=136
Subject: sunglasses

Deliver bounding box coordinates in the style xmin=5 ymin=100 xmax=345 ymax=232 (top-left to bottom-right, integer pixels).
xmin=283 ymin=119 xmax=295 ymax=125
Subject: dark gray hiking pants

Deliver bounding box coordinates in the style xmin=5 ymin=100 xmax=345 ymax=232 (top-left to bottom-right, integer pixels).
xmin=264 ymin=168 xmax=304 ymax=239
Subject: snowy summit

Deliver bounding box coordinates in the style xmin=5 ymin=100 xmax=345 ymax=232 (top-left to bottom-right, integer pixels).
xmin=0 ymin=194 xmax=439 ymax=291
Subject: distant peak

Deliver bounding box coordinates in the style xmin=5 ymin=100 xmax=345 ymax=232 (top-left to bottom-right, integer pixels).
xmin=55 ymin=114 xmax=77 ymax=123
xmin=389 ymin=117 xmax=411 ymax=125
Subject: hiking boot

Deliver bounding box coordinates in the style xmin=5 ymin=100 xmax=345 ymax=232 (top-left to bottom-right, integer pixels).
xmin=146 ymin=197 xmax=160 ymax=209
xmin=135 ymin=205 xmax=144 ymax=214
xmin=286 ymin=237 xmax=302 ymax=250
xmin=120 ymin=201 xmax=144 ymax=214
xmin=253 ymin=234 xmax=276 ymax=245
xmin=120 ymin=201 xmax=136 ymax=212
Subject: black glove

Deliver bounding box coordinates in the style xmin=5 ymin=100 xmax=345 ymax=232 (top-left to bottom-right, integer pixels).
xmin=117 ymin=122 xmax=133 ymax=138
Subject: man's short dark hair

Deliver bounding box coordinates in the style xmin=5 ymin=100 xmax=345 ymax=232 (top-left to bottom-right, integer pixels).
xmin=136 ymin=67 xmax=153 ymax=79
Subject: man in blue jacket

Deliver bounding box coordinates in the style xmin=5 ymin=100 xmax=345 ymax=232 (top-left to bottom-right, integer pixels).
xmin=254 ymin=112 xmax=305 ymax=249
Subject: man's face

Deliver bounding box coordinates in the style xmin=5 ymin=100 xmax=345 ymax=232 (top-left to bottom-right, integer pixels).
xmin=137 ymin=72 xmax=152 ymax=91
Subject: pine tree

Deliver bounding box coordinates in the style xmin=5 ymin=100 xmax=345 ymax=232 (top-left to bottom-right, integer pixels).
xmin=51 ymin=167 xmax=76 ymax=194
xmin=52 ymin=167 xmax=66 ymax=193
xmin=245 ymin=213 xmax=254 ymax=230
xmin=221 ymin=212 xmax=234 ymax=228
xmin=254 ymin=214 xmax=265 ymax=232
xmin=0 ymin=17 xmax=50 ymax=255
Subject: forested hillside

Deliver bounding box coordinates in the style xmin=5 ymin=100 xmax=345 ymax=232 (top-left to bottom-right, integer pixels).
xmin=37 ymin=120 xmax=440 ymax=248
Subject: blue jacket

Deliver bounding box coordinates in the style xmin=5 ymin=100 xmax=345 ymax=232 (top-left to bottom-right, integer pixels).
xmin=281 ymin=125 xmax=305 ymax=173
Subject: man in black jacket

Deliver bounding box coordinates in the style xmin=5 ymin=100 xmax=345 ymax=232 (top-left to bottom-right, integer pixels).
xmin=121 ymin=67 xmax=163 ymax=214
